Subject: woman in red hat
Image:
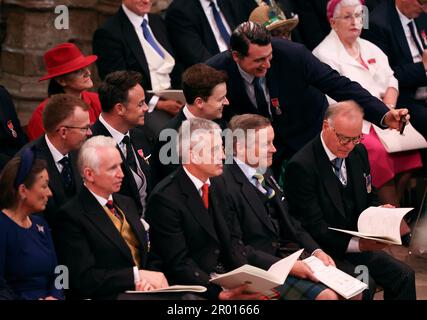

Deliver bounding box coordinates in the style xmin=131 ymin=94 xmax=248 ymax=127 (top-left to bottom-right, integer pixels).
xmin=27 ymin=43 xmax=101 ymax=141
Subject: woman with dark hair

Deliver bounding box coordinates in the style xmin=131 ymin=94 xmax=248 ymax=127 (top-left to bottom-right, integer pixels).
xmin=27 ymin=43 xmax=101 ymax=141
xmin=0 ymin=148 xmax=63 ymax=300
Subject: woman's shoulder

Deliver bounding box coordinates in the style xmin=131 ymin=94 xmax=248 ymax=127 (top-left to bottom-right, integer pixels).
xmin=81 ymin=90 xmax=100 ymax=101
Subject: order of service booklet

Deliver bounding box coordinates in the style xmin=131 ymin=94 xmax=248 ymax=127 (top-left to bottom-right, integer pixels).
xmin=209 ymin=249 xmax=304 ymax=293
xmin=329 ymin=206 xmax=413 ymax=245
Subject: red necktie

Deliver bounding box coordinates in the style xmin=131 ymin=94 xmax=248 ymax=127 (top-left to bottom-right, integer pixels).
xmin=201 ymin=184 xmax=209 ymax=209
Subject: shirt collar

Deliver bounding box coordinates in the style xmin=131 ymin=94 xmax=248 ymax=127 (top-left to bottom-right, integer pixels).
xmin=98 ymin=113 xmax=129 ymax=145
xmin=237 ymin=63 xmax=256 ymax=84
xmin=183 ymin=105 xmax=199 ymax=120
xmin=122 ymin=3 xmax=147 ymax=29
xmin=45 ymin=135 xmax=67 ymax=163
xmin=320 ymin=131 xmax=339 ymax=161
xmin=234 ymin=156 xmax=258 ymax=181
xmin=396 ymin=5 xmax=412 ymax=26
xmin=183 ymin=166 xmax=211 ymax=192
xmin=86 ymin=186 xmax=113 ymax=207
xmin=200 ymin=0 xmax=219 ymax=11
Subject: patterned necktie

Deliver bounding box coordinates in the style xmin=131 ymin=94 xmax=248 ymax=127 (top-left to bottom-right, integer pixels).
xmin=141 ymin=19 xmax=165 ymax=59
xmin=122 ymin=135 xmax=138 ymax=173
xmin=209 ymin=1 xmax=230 ymax=46
xmin=106 ymin=200 xmax=122 ymax=221
xmin=331 ymin=158 xmax=346 ymax=185
xmin=59 ymin=156 xmax=74 ymax=193
xmin=253 ymin=77 xmax=270 ymax=118
xmin=201 ymin=183 xmax=209 ymax=209
xmin=252 ymin=173 xmax=275 ymax=199
xmin=408 ymin=21 xmax=424 ymax=55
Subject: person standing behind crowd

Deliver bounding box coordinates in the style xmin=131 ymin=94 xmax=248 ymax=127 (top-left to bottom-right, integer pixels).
xmin=313 ymin=0 xmax=423 ymax=206
xmin=27 ymin=43 xmax=101 ymax=141
xmin=0 ymin=148 xmax=63 ymax=300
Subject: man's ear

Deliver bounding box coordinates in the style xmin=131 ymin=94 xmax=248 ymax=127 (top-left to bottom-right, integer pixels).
xmin=83 ymin=167 xmax=94 ymax=183
xmin=231 ymin=50 xmax=241 ymax=63
xmin=194 ymin=97 xmax=204 ymax=110
xmin=114 ymin=103 xmax=126 ymax=115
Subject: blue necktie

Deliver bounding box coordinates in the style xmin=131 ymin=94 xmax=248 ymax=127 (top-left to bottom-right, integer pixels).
xmin=331 ymin=158 xmax=346 ymax=185
xmin=253 ymin=77 xmax=270 ymax=118
xmin=210 ymin=1 xmax=230 ymax=46
xmin=59 ymin=156 xmax=74 ymax=194
xmin=141 ymin=19 xmax=165 ymax=59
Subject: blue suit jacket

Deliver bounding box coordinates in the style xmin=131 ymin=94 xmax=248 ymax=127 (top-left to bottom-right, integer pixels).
xmin=206 ymin=38 xmax=389 ymax=159
xmin=362 ymin=0 xmax=427 ymax=105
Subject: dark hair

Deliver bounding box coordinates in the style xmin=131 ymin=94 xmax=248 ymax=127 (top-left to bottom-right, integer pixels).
xmin=182 ymin=64 xmax=228 ymax=104
xmin=43 ymin=94 xmax=89 ymax=133
xmin=47 ymin=79 xmax=66 ymax=96
xmin=0 ymin=157 xmax=47 ymax=209
xmin=98 ymin=71 xmax=143 ymax=113
xmin=230 ymin=21 xmax=271 ymax=57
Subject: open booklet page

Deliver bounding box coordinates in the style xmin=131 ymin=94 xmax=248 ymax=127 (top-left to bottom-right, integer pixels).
xmin=303 ymin=256 xmax=367 ymax=299
xmin=147 ymin=89 xmax=186 ymax=104
xmin=125 ymin=285 xmax=207 ymax=294
xmin=373 ymin=124 xmax=427 ymax=153
xmin=329 ymin=207 xmax=413 ymax=245
xmin=209 ymin=249 xmax=303 ymax=293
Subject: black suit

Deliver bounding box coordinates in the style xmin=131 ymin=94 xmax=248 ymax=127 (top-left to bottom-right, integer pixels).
xmin=207 ymin=39 xmax=390 ymax=170
xmin=53 ymin=186 xmax=152 ymax=299
xmin=0 ymin=86 xmax=27 ymax=170
xmin=93 ymin=7 xmax=181 ymax=88
xmin=285 ymin=135 xmax=416 ymax=300
xmin=145 ymin=167 xmax=278 ymax=299
xmin=91 ymin=120 xmax=152 ymax=214
xmin=165 ymin=0 xmax=255 ymax=68
xmin=362 ymin=0 xmax=427 ymax=138
xmin=216 ymin=162 xmax=320 ymax=256
xmin=22 ymin=136 xmax=82 ymax=226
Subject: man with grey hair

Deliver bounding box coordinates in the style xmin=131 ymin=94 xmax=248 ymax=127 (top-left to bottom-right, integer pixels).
xmin=146 ymin=118 xmax=334 ymax=300
xmin=285 ymin=100 xmax=416 ymax=300
xmin=54 ymin=136 xmax=169 ymax=300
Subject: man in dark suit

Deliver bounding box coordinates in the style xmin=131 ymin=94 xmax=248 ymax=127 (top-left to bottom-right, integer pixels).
xmin=93 ymin=0 xmax=184 ymax=138
xmin=54 ymin=136 xmax=168 ymax=299
xmin=91 ymin=71 xmax=152 ymax=216
xmin=285 ymin=100 xmax=416 ymax=300
xmin=165 ymin=0 xmax=256 ymax=68
xmin=0 ymin=86 xmax=27 ymax=170
xmin=152 ymin=63 xmax=229 ymax=183
xmin=146 ymin=118 xmax=338 ymax=300
xmin=362 ymin=0 xmax=427 ymax=138
xmin=207 ymin=21 xmax=409 ymax=175
xmin=23 ymin=94 xmax=91 ymax=226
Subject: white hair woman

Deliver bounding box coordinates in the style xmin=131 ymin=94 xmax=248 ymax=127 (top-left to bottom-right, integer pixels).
xmin=313 ymin=0 xmax=423 ymax=206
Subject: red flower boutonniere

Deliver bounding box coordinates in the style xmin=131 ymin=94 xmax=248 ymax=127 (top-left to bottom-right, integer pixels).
xmin=137 ymin=149 xmax=151 ymax=165
xmin=421 ymin=30 xmax=427 ymax=48
xmin=270 ymin=98 xmax=282 ymax=115
xmin=367 ymin=58 xmax=376 ymax=65
xmin=7 ymin=120 xmax=17 ymax=138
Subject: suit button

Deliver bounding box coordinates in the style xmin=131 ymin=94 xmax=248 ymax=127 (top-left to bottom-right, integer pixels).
xmin=194 ymin=272 xmax=200 ymax=277
xmin=242 ymin=251 xmax=247 ymax=256
xmin=214 ymin=249 xmax=220 ymax=255
xmin=238 ymin=240 xmax=243 ymax=245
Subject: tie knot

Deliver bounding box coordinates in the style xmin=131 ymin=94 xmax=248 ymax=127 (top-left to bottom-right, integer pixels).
xmin=59 ymin=156 xmax=70 ymax=166
xmin=142 ymin=19 xmax=148 ymax=27
xmin=332 ymin=158 xmax=343 ymax=170
xmin=106 ymin=200 xmax=114 ymax=210
xmin=202 ymin=183 xmax=209 ymax=193
xmin=252 ymin=173 xmax=264 ymax=183
xmin=122 ymin=135 xmax=130 ymax=145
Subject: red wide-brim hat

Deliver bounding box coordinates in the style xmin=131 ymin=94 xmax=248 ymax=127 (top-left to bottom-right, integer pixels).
xmin=39 ymin=42 xmax=97 ymax=81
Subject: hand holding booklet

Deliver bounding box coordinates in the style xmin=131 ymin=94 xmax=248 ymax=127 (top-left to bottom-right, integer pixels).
xmin=126 ymin=285 xmax=207 ymax=294
xmin=209 ymin=249 xmax=304 ymax=293
xmin=329 ymin=206 xmax=413 ymax=245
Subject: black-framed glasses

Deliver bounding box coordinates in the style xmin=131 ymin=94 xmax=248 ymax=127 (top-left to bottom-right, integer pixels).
xmin=332 ymin=127 xmax=364 ymax=145
xmin=61 ymin=125 xmax=92 ymax=133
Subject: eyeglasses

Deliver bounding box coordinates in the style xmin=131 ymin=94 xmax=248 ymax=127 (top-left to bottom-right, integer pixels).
xmin=61 ymin=125 xmax=92 ymax=133
xmin=335 ymin=11 xmax=364 ymax=22
xmin=66 ymin=67 xmax=90 ymax=78
xmin=332 ymin=127 xmax=364 ymax=145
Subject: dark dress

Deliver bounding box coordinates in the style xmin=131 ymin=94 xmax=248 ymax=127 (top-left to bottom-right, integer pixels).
xmin=0 ymin=212 xmax=63 ymax=300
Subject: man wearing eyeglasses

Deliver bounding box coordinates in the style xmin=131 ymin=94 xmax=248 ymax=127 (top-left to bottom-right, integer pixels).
xmin=22 ymin=94 xmax=92 ymax=226
xmin=284 ymin=101 xmax=416 ymax=300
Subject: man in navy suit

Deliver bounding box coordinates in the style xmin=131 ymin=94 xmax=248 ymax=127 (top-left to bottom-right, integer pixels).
xmin=207 ymin=21 xmax=409 ymax=175
xmin=362 ymin=0 xmax=427 ymax=138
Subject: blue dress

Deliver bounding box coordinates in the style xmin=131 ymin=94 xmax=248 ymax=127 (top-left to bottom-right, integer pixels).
xmin=0 ymin=211 xmax=64 ymax=300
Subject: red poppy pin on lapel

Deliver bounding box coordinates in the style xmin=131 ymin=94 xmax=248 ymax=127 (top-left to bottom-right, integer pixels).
xmin=271 ymin=98 xmax=282 ymax=115
xmin=367 ymin=58 xmax=376 ymax=64
xmin=7 ymin=120 xmax=17 ymax=138
xmin=138 ymin=149 xmax=151 ymax=165
xmin=422 ymin=30 xmax=427 ymax=48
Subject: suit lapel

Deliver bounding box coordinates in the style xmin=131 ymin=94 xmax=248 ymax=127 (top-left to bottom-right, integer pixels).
xmin=346 ymin=152 xmax=367 ymax=215
xmin=390 ymin=3 xmax=414 ymax=61
xmin=228 ymin=163 xmax=277 ymax=234
xmin=177 ymin=168 xmax=219 ymax=243
xmin=228 ymin=59 xmax=258 ymax=114
xmin=313 ymin=137 xmax=346 ymax=217
xmin=130 ymin=129 xmax=152 ymax=191
xmin=81 ymin=187 xmax=135 ymax=264
xmin=119 ymin=8 xmax=150 ymax=80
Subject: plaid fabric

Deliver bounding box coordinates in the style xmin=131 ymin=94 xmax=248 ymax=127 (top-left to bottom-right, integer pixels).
xmin=260 ymin=276 xmax=328 ymax=300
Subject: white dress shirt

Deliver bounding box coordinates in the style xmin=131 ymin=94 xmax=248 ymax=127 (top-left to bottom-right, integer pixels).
xmin=183 ymin=166 xmax=211 ymax=197
xmin=45 ymin=135 xmax=68 ymax=173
